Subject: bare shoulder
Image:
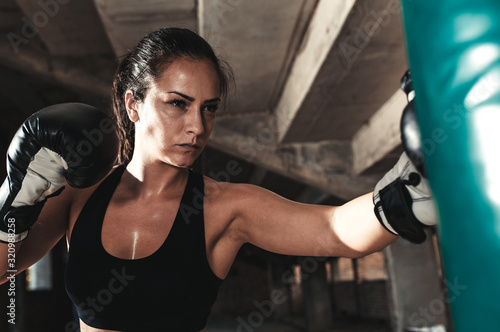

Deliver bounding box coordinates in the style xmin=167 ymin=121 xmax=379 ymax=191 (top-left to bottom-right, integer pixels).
xmin=202 ymin=177 xmax=254 ymax=242
xmin=201 ymin=176 xmax=286 ymax=235
xmin=203 ymin=176 xmax=291 ymax=208
xmin=202 ymin=176 xmax=263 ymax=210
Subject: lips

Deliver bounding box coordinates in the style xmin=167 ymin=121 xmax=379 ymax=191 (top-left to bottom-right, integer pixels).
xmin=177 ymin=143 xmax=200 ymax=151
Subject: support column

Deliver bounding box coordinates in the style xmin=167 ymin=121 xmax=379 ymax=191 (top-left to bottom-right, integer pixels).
xmin=300 ymin=258 xmax=334 ymax=332
xmin=383 ymin=230 xmax=448 ymax=331
xmin=267 ymin=257 xmax=292 ymax=320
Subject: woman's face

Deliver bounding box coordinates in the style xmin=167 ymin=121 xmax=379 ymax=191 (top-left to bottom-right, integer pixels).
xmin=126 ymin=58 xmax=220 ymax=168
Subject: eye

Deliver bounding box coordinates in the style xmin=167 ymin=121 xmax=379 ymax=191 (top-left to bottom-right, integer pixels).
xmin=169 ymin=99 xmax=187 ymax=109
xmin=203 ymin=104 xmax=219 ymax=113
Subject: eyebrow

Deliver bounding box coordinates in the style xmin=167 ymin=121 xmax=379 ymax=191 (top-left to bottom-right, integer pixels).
xmin=168 ymin=91 xmax=220 ymax=104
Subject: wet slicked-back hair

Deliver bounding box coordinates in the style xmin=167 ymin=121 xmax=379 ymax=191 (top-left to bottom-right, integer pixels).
xmin=112 ymin=27 xmax=233 ymax=164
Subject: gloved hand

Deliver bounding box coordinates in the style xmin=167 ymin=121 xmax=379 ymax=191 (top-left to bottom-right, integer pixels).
xmin=373 ymin=152 xmax=437 ymax=243
xmin=0 ymin=103 xmax=119 ymax=243
xmin=400 ymin=69 xmax=427 ymax=177
xmin=373 ymin=70 xmax=437 ymax=243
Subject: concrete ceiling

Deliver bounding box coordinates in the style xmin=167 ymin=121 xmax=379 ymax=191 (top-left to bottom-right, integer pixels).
xmin=0 ymin=0 xmax=410 ymax=203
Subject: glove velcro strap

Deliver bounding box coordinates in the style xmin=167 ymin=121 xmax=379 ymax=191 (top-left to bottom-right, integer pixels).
xmin=0 ymin=222 xmax=30 ymax=243
xmin=5 ymin=202 xmax=45 ymax=230
xmin=1 ymin=186 xmax=63 ymax=243
xmin=0 ymin=200 xmax=47 ymax=244
xmin=374 ymin=177 xmax=427 ymax=244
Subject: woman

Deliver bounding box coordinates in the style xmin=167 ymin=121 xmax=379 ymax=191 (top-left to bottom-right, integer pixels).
xmin=0 ymin=28 xmax=433 ymax=331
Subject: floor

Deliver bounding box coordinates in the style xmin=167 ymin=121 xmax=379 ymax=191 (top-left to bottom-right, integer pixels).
xmin=206 ymin=316 xmax=391 ymax=332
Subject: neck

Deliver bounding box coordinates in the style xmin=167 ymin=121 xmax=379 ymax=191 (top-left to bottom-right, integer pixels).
xmin=124 ymin=156 xmax=189 ymax=199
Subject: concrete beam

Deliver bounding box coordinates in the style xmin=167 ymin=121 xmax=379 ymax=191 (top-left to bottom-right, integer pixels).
xmin=294 ymin=187 xmax=329 ymax=205
xmin=0 ymin=43 xmax=112 ymax=100
xmin=274 ymin=0 xmax=356 ymax=142
xmin=199 ymin=0 xmax=314 ymax=115
xmin=352 ymin=89 xmax=406 ymax=175
xmin=94 ymin=0 xmax=197 ymax=57
xmin=209 ymin=114 xmax=379 ymax=200
xmin=15 ymin=0 xmax=114 ymax=56
xmin=0 ymin=0 xmax=24 ymax=33
xmin=268 ymin=0 xmax=319 ymax=109
xmin=247 ymin=166 xmax=268 ymax=186
xmin=275 ymin=0 xmax=408 ymax=144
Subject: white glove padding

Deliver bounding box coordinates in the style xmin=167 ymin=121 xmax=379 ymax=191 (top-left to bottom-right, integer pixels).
xmin=13 ymin=147 xmax=68 ymax=207
xmin=0 ymin=148 xmax=67 ymax=243
xmin=373 ymin=152 xmax=437 ymax=243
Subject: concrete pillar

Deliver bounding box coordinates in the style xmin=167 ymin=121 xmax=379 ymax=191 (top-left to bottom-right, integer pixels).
xmin=351 ymin=258 xmax=362 ymax=316
xmin=300 ymin=258 xmax=334 ymax=332
xmin=328 ymin=258 xmax=342 ymax=317
xmin=26 ymin=252 xmax=52 ymax=291
xmin=383 ymin=230 xmax=448 ymax=331
xmin=267 ymin=257 xmax=292 ymax=319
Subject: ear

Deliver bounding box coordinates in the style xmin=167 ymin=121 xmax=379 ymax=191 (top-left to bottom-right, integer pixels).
xmin=125 ymin=90 xmax=140 ymax=123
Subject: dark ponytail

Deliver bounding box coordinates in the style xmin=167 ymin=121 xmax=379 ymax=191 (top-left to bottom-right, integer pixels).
xmin=112 ymin=27 xmax=233 ymax=164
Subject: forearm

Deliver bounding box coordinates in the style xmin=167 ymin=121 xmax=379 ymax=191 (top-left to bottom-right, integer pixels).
xmin=331 ymin=193 xmax=398 ymax=258
xmin=0 ymin=241 xmax=24 ymax=284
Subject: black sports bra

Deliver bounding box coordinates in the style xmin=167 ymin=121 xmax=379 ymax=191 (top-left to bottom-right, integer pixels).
xmin=65 ymin=166 xmax=223 ymax=331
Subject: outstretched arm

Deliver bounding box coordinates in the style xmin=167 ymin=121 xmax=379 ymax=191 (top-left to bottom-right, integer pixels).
xmin=226 ymin=183 xmax=398 ymax=259
xmin=222 ymin=149 xmax=434 ymax=258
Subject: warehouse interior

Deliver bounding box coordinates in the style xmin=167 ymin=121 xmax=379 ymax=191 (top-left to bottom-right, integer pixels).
xmin=0 ymin=0 xmax=452 ymax=331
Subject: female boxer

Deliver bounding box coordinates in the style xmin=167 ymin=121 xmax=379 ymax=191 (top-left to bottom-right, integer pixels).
xmin=0 ymin=28 xmax=433 ymax=331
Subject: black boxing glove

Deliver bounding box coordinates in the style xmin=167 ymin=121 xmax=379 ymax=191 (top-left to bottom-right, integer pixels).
xmin=0 ymin=103 xmax=119 ymax=243
xmin=373 ymin=70 xmax=437 ymax=243
xmin=400 ymin=69 xmax=427 ymax=177
xmin=373 ymin=152 xmax=437 ymax=243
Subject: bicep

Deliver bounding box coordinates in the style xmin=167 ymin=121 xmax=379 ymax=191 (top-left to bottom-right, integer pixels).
xmin=229 ymin=184 xmax=344 ymax=257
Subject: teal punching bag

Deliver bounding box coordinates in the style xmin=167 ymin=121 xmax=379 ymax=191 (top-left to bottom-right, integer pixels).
xmin=400 ymin=0 xmax=500 ymax=331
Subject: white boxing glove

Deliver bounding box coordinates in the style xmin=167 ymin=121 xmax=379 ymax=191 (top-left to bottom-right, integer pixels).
xmin=373 ymin=152 xmax=437 ymax=243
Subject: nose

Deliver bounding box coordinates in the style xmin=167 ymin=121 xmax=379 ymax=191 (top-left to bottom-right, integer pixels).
xmin=185 ymin=106 xmax=205 ymax=136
